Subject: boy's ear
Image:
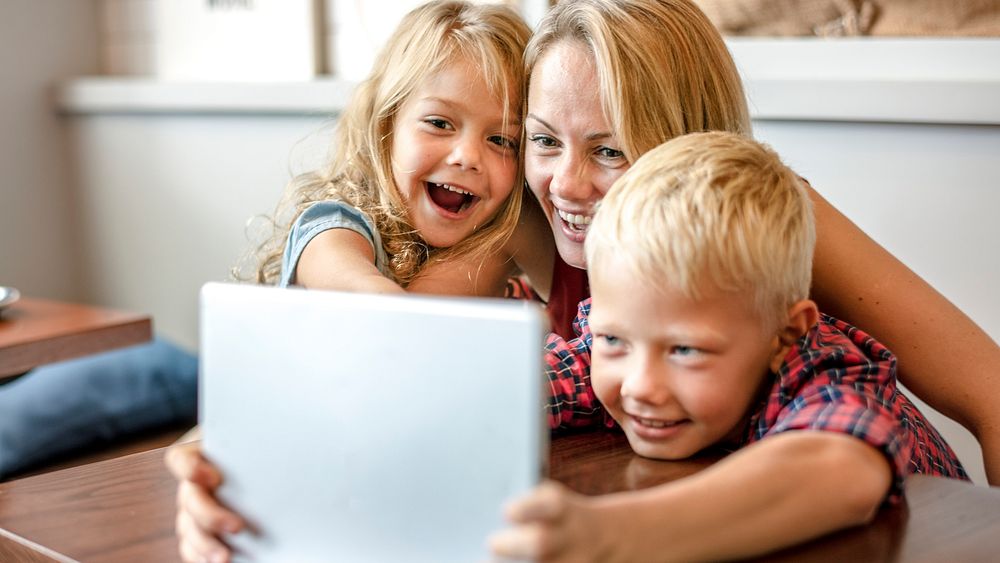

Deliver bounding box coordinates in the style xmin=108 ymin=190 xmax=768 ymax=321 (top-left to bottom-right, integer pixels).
xmin=769 ymin=299 xmax=820 ymax=372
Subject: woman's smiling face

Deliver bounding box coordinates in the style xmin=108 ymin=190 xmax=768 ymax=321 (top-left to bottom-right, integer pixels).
xmin=524 ymin=41 xmax=630 ymax=269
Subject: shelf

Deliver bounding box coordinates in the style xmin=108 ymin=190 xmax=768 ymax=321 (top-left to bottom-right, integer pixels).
xmin=55 ymin=38 xmax=1000 ymax=125
xmin=727 ymin=38 xmax=1000 ymax=125
xmin=55 ymin=77 xmax=357 ymax=115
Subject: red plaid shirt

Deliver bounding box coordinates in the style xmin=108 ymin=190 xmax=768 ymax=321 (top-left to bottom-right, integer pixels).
xmin=544 ymin=299 xmax=970 ymax=497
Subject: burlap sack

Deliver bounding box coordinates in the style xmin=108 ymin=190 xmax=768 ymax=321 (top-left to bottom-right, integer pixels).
xmin=693 ymin=0 xmax=1000 ymax=36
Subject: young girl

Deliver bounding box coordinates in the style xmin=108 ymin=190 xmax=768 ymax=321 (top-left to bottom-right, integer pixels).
xmin=168 ymin=3 xmax=531 ymax=561
xmin=254 ymin=3 xmax=530 ymax=298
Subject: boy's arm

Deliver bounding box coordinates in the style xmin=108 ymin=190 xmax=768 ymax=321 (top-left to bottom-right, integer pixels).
xmin=544 ymin=300 xmax=605 ymax=430
xmin=544 ymin=332 xmax=602 ymax=429
xmin=491 ymin=431 xmax=891 ymax=563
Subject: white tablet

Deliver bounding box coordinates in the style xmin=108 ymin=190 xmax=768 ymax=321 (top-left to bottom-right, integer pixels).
xmin=199 ymin=282 xmax=548 ymax=562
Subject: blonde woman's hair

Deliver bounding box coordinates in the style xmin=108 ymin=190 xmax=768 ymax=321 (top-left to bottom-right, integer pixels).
xmin=585 ymin=132 xmax=815 ymax=328
xmin=525 ymin=0 xmax=751 ymax=163
xmin=252 ymin=1 xmax=531 ymax=286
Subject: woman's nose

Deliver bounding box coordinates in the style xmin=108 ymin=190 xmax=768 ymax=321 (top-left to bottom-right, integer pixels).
xmin=549 ymin=155 xmax=593 ymax=201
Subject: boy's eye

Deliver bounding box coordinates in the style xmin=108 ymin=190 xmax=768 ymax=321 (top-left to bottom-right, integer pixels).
xmin=671 ymin=345 xmax=701 ymax=357
xmin=489 ymin=135 xmax=519 ymax=150
xmin=597 ymin=334 xmax=621 ymax=347
xmin=529 ymin=134 xmax=558 ymax=149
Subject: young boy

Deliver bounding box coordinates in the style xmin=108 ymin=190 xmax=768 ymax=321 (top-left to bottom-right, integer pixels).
xmin=490 ymin=132 xmax=968 ymax=562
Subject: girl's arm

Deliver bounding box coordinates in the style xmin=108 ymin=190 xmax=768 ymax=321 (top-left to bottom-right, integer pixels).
xmin=406 ymin=196 xmax=553 ymax=297
xmin=809 ymin=188 xmax=1000 ymax=484
xmin=490 ymin=431 xmax=891 ymax=563
xmin=299 ymin=228 xmax=520 ymax=298
xmin=296 ymin=229 xmax=405 ymax=294
xmin=408 ymin=248 xmax=517 ymax=297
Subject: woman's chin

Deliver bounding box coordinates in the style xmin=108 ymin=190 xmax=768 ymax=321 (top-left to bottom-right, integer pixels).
xmin=554 ymin=237 xmax=587 ymax=270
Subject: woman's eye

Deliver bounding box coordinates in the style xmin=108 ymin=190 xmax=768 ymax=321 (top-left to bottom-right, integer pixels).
xmin=596 ymin=146 xmax=624 ymax=159
xmin=529 ymin=134 xmax=558 ymax=149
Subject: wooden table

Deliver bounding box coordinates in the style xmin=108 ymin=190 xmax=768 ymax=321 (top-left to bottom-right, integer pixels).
xmin=1 ymin=430 xmax=998 ymax=562
xmin=0 ymin=297 xmax=152 ymax=381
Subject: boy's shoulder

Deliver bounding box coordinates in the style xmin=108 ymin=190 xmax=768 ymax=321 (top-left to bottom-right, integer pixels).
xmin=758 ymin=314 xmax=970 ymax=484
xmin=754 ymin=313 xmax=900 ymax=439
xmin=781 ymin=313 xmax=896 ymax=382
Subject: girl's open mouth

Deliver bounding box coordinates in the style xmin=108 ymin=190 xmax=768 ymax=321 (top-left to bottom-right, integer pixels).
xmin=427 ymin=182 xmax=479 ymax=215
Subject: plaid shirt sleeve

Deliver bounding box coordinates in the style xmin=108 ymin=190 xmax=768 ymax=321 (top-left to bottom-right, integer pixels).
xmin=750 ymin=317 xmax=909 ymax=502
xmin=748 ymin=315 xmax=968 ymax=504
xmin=543 ymin=299 xmax=606 ymax=430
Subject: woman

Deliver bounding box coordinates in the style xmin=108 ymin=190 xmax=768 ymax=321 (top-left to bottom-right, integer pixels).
xmin=168 ymin=0 xmax=1000 ymax=560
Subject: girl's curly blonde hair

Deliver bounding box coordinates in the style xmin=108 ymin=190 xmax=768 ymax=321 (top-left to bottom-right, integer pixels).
xmin=250 ymin=1 xmax=531 ymax=287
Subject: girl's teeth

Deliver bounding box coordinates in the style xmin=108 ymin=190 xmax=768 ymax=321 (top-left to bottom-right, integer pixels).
xmin=557 ymin=209 xmax=592 ymax=226
xmin=441 ymin=183 xmax=473 ymax=196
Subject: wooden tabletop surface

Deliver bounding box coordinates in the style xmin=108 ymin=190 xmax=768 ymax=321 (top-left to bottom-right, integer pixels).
xmin=0 ymin=297 xmax=152 ymax=380
xmin=0 ymin=430 xmax=997 ymax=562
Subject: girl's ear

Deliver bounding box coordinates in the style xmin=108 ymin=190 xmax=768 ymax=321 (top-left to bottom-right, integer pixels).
xmin=769 ymin=299 xmax=820 ymax=372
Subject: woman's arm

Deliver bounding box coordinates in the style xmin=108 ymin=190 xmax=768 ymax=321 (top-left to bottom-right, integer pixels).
xmin=490 ymin=432 xmax=890 ymax=563
xmin=809 ymin=188 xmax=1000 ymax=484
xmin=503 ymin=194 xmax=556 ymax=301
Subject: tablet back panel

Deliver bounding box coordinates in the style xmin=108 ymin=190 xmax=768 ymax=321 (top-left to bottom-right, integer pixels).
xmin=200 ymin=282 xmax=548 ymax=562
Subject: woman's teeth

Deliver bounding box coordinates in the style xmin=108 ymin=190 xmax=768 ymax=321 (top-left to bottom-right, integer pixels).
xmin=557 ymin=209 xmax=592 ymax=229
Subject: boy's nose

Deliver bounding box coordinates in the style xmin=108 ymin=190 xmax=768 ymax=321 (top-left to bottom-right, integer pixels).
xmin=621 ymin=357 xmax=671 ymax=405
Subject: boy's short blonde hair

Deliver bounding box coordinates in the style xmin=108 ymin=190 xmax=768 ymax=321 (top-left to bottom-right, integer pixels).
xmin=585 ymin=132 xmax=815 ymax=327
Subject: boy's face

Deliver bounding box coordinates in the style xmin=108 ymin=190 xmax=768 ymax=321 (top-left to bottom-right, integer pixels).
xmin=589 ymin=256 xmax=783 ymax=460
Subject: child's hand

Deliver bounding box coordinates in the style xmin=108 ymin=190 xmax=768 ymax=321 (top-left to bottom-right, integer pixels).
xmin=489 ymin=481 xmax=618 ymax=563
xmin=165 ymin=441 xmax=244 ymax=563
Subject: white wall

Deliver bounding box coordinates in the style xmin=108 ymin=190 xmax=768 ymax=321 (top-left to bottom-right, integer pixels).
xmin=728 ymin=38 xmax=1000 ymax=485
xmin=68 ymin=112 xmax=335 ymax=349
xmin=0 ymin=1 xmax=100 ymax=299
xmin=754 ymin=120 xmax=999 ymax=486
